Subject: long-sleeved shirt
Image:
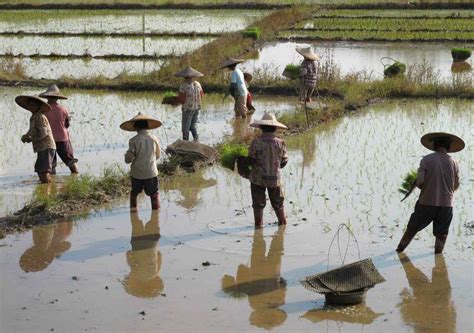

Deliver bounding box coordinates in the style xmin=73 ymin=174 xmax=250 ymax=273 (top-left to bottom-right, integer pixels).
xmin=44 ymin=102 xmax=70 ymax=142
xmin=23 ymin=112 xmax=56 ymax=153
xmin=249 ymin=133 xmax=288 ymax=188
xmin=231 ymin=68 xmax=248 ymax=97
xmin=124 ymin=130 xmax=161 ymax=179
xmin=416 ymin=152 xmax=460 ymax=207
xmin=300 ymin=59 xmax=317 ymax=88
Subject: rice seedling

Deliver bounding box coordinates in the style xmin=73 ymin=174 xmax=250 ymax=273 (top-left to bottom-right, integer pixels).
xmin=399 ymin=170 xmax=417 ymax=202
xmin=243 ymin=27 xmax=261 ymax=39
xmin=383 ymin=61 xmax=406 ymax=78
xmin=282 ymin=64 xmax=300 ymax=79
xmin=451 ymin=47 xmax=471 ymax=61
xmin=311 ymin=9 xmax=474 ymax=19
xmin=218 ymin=143 xmax=248 ymax=170
xmin=162 ymin=91 xmax=178 ymax=105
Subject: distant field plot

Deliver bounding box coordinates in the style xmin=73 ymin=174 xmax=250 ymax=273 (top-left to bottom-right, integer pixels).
xmin=312 ymin=9 xmax=474 ymax=18
xmin=287 ymin=8 xmax=474 ymax=41
xmin=0 ymin=9 xmax=267 ymax=34
xmin=299 ymin=17 xmax=474 ymax=31
xmin=280 ymin=29 xmax=474 ymax=41
xmin=0 ymin=35 xmax=213 ymax=57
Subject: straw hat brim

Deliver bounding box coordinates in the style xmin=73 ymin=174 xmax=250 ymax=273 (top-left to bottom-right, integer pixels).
xmin=120 ymin=115 xmax=162 ymax=131
xmin=296 ymin=47 xmax=319 ymax=61
xmin=220 ymin=58 xmax=245 ymax=69
xmin=420 ymin=132 xmax=465 ymax=153
xmin=39 ymin=92 xmax=68 ymax=100
xmin=15 ymin=95 xmax=51 ymax=113
xmin=175 ymin=67 xmax=204 ymax=78
xmin=250 ymin=120 xmax=288 ymax=130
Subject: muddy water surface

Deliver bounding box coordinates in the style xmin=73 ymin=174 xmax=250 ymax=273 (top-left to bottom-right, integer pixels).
xmin=0 ymin=98 xmax=472 ymax=332
xmin=0 ymin=9 xmax=268 ymax=34
xmin=241 ymin=41 xmax=474 ymax=81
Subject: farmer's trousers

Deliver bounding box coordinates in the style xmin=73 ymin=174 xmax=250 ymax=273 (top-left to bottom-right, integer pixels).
xmin=407 ymin=202 xmax=453 ymax=236
xmin=182 ymin=108 xmax=199 ymax=141
xmin=251 ymin=183 xmax=284 ymax=209
xmin=299 ymin=82 xmax=315 ymax=101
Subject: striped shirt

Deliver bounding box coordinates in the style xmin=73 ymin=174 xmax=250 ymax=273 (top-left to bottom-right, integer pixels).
xmin=300 ymin=59 xmax=317 ymax=87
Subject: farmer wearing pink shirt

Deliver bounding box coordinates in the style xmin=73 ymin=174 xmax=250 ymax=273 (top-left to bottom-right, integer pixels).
xmin=39 ymin=85 xmax=79 ymax=174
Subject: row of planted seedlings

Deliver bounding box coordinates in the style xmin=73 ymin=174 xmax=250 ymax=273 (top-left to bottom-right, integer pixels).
xmin=280 ymin=8 xmax=474 ymax=41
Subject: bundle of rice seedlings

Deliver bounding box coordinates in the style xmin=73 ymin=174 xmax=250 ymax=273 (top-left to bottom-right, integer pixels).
xmin=399 ymin=170 xmax=417 ymax=201
xmin=219 ymin=143 xmax=248 ymax=170
xmin=282 ymin=64 xmax=300 ymax=79
xmin=451 ymin=48 xmax=471 ymax=62
xmin=162 ymin=91 xmax=178 ymax=105
xmin=243 ymin=27 xmax=261 ymax=39
xmin=384 ymin=61 xmax=406 ymax=78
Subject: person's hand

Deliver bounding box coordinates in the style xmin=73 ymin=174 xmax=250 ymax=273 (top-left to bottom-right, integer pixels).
xmin=21 ymin=134 xmax=29 ymax=143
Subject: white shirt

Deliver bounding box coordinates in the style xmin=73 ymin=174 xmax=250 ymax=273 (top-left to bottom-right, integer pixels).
xmin=231 ymin=68 xmax=248 ymax=97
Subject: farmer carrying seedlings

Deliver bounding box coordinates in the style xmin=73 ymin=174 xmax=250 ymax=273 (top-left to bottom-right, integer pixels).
xmin=17 ymin=95 xmax=56 ymax=184
xmin=296 ymin=46 xmax=319 ymax=103
xmin=39 ymin=84 xmax=79 ymax=174
xmin=221 ymin=58 xmax=248 ymax=118
xmin=248 ymin=113 xmax=289 ymax=228
xmin=175 ymin=66 xmax=204 ymax=142
xmin=120 ymin=113 xmax=162 ymax=211
xmin=397 ymin=132 xmax=464 ymax=254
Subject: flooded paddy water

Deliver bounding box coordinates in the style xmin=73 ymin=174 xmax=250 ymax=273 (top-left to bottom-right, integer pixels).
xmin=242 ymin=41 xmax=474 ymax=81
xmin=0 ymin=9 xmax=268 ymax=34
xmin=1 ymin=89 xmax=473 ymax=331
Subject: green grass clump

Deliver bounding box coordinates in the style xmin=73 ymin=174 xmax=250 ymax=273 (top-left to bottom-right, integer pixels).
xmin=398 ymin=170 xmax=417 ymax=195
xmin=451 ymin=47 xmax=471 ymax=61
xmin=243 ymin=27 xmax=261 ymax=39
xmin=282 ymin=64 xmax=300 ymax=79
xmin=384 ymin=61 xmax=406 ymax=78
xmin=218 ymin=143 xmax=248 ymax=170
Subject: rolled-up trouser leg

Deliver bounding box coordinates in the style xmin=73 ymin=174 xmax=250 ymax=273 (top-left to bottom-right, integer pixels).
xmin=189 ymin=109 xmax=199 ymax=141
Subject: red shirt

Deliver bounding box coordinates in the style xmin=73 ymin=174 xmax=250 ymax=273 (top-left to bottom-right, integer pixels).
xmin=44 ymin=102 xmax=70 ymax=142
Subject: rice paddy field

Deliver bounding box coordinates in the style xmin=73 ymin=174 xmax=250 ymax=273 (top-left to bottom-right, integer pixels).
xmin=0 ymin=94 xmax=473 ymax=332
xmin=0 ymin=2 xmax=473 ymax=332
xmin=282 ymin=8 xmax=474 ymax=41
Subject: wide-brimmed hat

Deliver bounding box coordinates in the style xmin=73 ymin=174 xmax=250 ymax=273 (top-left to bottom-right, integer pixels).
xmin=250 ymin=112 xmax=288 ymax=130
xmin=243 ymin=72 xmax=253 ymax=82
xmin=38 ymin=84 xmax=68 ymax=99
xmin=296 ymin=46 xmax=319 ymax=61
xmin=175 ymin=66 xmax=204 ymax=78
xmin=15 ymin=95 xmax=51 ymax=113
xmin=220 ymin=58 xmax=245 ymax=69
xmin=120 ymin=112 xmax=162 ymax=132
xmin=420 ymin=132 xmax=465 ymax=153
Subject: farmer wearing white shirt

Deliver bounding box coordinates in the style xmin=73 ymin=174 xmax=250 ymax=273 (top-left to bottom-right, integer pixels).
xmin=221 ymin=58 xmax=248 ymax=118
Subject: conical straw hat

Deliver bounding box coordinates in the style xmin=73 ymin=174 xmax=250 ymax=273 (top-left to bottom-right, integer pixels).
xmin=420 ymin=132 xmax=465 ymax=153
xmin=220 ymin=58 xmax=245 ymax=69
xmin=250 ymin=112 xmax=288 ymax=130
xmin=120 ymin=113 xmax=162 ymax=132
xmin=296 ymin=46 xmax=319 ymax=61
xmin=38 ymin=84 xmax=68 ymax=99
xmin=174 ymin=66 xmax=204 ymax=78
xmin=15 ymin=95 xmax=51 ymax=113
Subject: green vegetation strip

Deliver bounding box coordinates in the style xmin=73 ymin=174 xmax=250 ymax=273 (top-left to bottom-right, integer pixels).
xmin=298 ymin=17 xmax=474 ymax=32
xmin=312 ymin=9 xmax=474 ymax=18
xmin=280 ymin=30 xmax=474 ymax=42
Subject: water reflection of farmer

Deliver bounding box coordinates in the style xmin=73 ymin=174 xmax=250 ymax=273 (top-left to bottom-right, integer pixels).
xmin=19 ymin=221 xmax=73 ymax=272
xmin=161 ymin=169 xmax=216 ymax=210
xmin=222 ymin=227 xmax=287 ymax=330
xmin=123 ymin=210 xmax=163 ymax=298
xmin=398 ymin=253 xmax=456 ymax=333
